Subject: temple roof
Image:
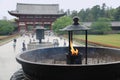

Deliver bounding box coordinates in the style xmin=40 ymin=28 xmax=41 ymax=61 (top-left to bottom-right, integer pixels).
xmin=9 ymin=3 xmax=64 ymax=15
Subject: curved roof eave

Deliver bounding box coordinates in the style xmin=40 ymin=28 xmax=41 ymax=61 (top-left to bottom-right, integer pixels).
xmin=8 ymin=11 xmax=65 ymax=17
xmin=8 ymin=11 xmax=19 ymax=17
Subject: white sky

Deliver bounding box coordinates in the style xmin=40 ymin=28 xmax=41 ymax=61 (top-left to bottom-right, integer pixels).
xmin=0 ymin=0 xmax=120 ymax=20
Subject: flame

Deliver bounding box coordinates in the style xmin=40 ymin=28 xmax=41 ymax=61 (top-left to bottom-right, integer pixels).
xmin=70 ymin=41 xmax=78 ymax=55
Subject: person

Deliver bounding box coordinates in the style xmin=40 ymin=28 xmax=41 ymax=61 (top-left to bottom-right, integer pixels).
xmin=13 ymin=38 xmax=17 ymax=43
xmin=63 ymin=39 xmax=66 ymax=46
xmin=60 ymin=36 xmax=62 ymax=40
xmin=47 ymin=38 xmax=49 ymax=42
xmin=13 ymin=42 xmax=16 ymax=51
xmin=53 ymin=39 xmax=59 ymax=47
xmin=22 ymin=41 xmax=26 ymax=51
xmin=13 ymin=39 xmax=17 ymax=51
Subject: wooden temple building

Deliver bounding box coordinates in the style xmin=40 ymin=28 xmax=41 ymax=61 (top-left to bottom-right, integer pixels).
xmin=8 ymin=3 xmax=65 ymax=32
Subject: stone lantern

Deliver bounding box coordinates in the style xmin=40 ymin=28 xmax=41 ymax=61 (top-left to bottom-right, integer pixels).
xmin=35 ymin=26 xmax=45 ymax=43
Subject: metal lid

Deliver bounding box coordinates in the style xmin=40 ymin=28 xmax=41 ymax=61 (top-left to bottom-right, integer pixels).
xmin=60 ymin=16 xmax=90 ymax=31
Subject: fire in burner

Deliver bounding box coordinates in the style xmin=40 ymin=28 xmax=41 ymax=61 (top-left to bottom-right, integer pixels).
xmin=70 ymin=41 xmax=78 ymax=56
xmin=67 ymin=41 xmax=82 ymax=64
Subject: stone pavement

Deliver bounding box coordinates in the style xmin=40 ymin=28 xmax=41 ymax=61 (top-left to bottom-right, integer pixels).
xmin=0 ymin=35 xmax=30 ymax=80
xmin=0 ymin=34 xmax=81 ymax=80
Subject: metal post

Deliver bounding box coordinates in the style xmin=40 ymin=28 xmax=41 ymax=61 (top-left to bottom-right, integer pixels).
xmin=68 ymin=31 xmax=71 ymax=55
xmin=70 ymin=31 xmax=73 ymax=43
xmin=85 ymin=30 xmax=88 ymax=64
xmin=68 ymin=31 xmax=73 ymax=55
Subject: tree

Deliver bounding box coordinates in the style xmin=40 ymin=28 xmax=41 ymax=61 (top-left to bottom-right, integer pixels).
xmin=52 ymin=16 xmax=72 ymax=35
xmin=66 ymin=9 xmax=71 ymax=16
xmin=70 ymin=10 xmax=78 ymax=18
xmin=90 ymin=18 xmax=112 ymax=34
xmin=0 ymin=20 xmax=15 ymax=35
xmin=105 ymin=7 xmax=115 ymax=21
xmin=78 ymin=9 xmax=86 ymax=21
xmin=91 ymin=5 xmax=101 ymax=21
xmin=114 ymin=6 xmax=120 ymax=21
xmin=100 ymin=3 xmax=106 ymax=17
xmin=84 ymin=8 xmax=94 ymax=21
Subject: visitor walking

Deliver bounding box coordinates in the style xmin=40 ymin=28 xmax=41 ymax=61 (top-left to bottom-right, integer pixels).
xmin=13 ymin=38 xmax=17 ymax=51
xmin=13 ymin=42 xmax=16 ymax=51
xmin=63 ymin=39 xmax=66 ymax=46
xmin=13 ymin=38 xmax=17 ymax=43
xmin=22 ymin=40 xmax=26 ymax=51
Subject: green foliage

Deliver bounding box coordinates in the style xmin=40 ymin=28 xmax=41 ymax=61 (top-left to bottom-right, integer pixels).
xmin=52 ymin=16 xmax=72 ymax=34
xmin=91 ymin=5 xmax=101 ymax=21
xmin=114 ymin=6 xmax=120 ymax=21
xmin=70 ymin=10 xmax=78 ymax=18
xmin=0 ymin=20 xmax=15 ymax=35
xmin=78 ymin=9 xmax=86 ymax=21
xmin=90 ymin=18 xmax=112 ymax=34
xmin=65 ymin=3 xmax=119 ymax=21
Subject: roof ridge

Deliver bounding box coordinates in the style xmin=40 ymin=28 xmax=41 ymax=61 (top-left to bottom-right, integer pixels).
xmin=17 ymin=3 xmax=59 ymax=6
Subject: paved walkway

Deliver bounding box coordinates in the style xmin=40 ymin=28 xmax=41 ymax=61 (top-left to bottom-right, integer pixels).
xmin=0 ymin=34 xmax=81 ymax=80
xmin=0 ymin=35 xmax=30 ymax=80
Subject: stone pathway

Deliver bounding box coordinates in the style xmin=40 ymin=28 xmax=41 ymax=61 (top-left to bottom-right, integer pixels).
xmin=0 ymin=35 xmax=33 ymax=80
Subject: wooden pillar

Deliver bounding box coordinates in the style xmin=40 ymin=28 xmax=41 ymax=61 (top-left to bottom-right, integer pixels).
xmin=50 ymin=22 xmax=52 ymax=30
xmin=25 ymin=21 xmax=27 ymax=32
xmin=33 ymin=16 xmax=36 ymax=28
xmin=24 ymin=16 xmax=27 ymax=32
xmin=42 ymin=21 xmax=44 ymax=27
xmin=17 ymin=21 xmax=20 ymax=32
xmin=33 ymin=19 xmax=36 ymax=33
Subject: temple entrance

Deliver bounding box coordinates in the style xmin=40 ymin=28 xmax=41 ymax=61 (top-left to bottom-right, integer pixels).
xmin=8 ymin=3 xmax=65 ymax=32
xmin=20 ymin=26 xmax=26 ymax=33
xmin=44 ymin=24 xmax=51 ymax=30
xmin=27 ymin=25 xmax=34 ymax=31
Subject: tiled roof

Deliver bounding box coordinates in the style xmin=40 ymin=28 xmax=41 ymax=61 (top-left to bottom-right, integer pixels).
xmin=11 ymin=3 xmax=63 ymax=15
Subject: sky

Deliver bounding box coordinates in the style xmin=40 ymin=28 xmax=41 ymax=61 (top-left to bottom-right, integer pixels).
xmin=0 ymin=0 xmax=120 ymax=20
